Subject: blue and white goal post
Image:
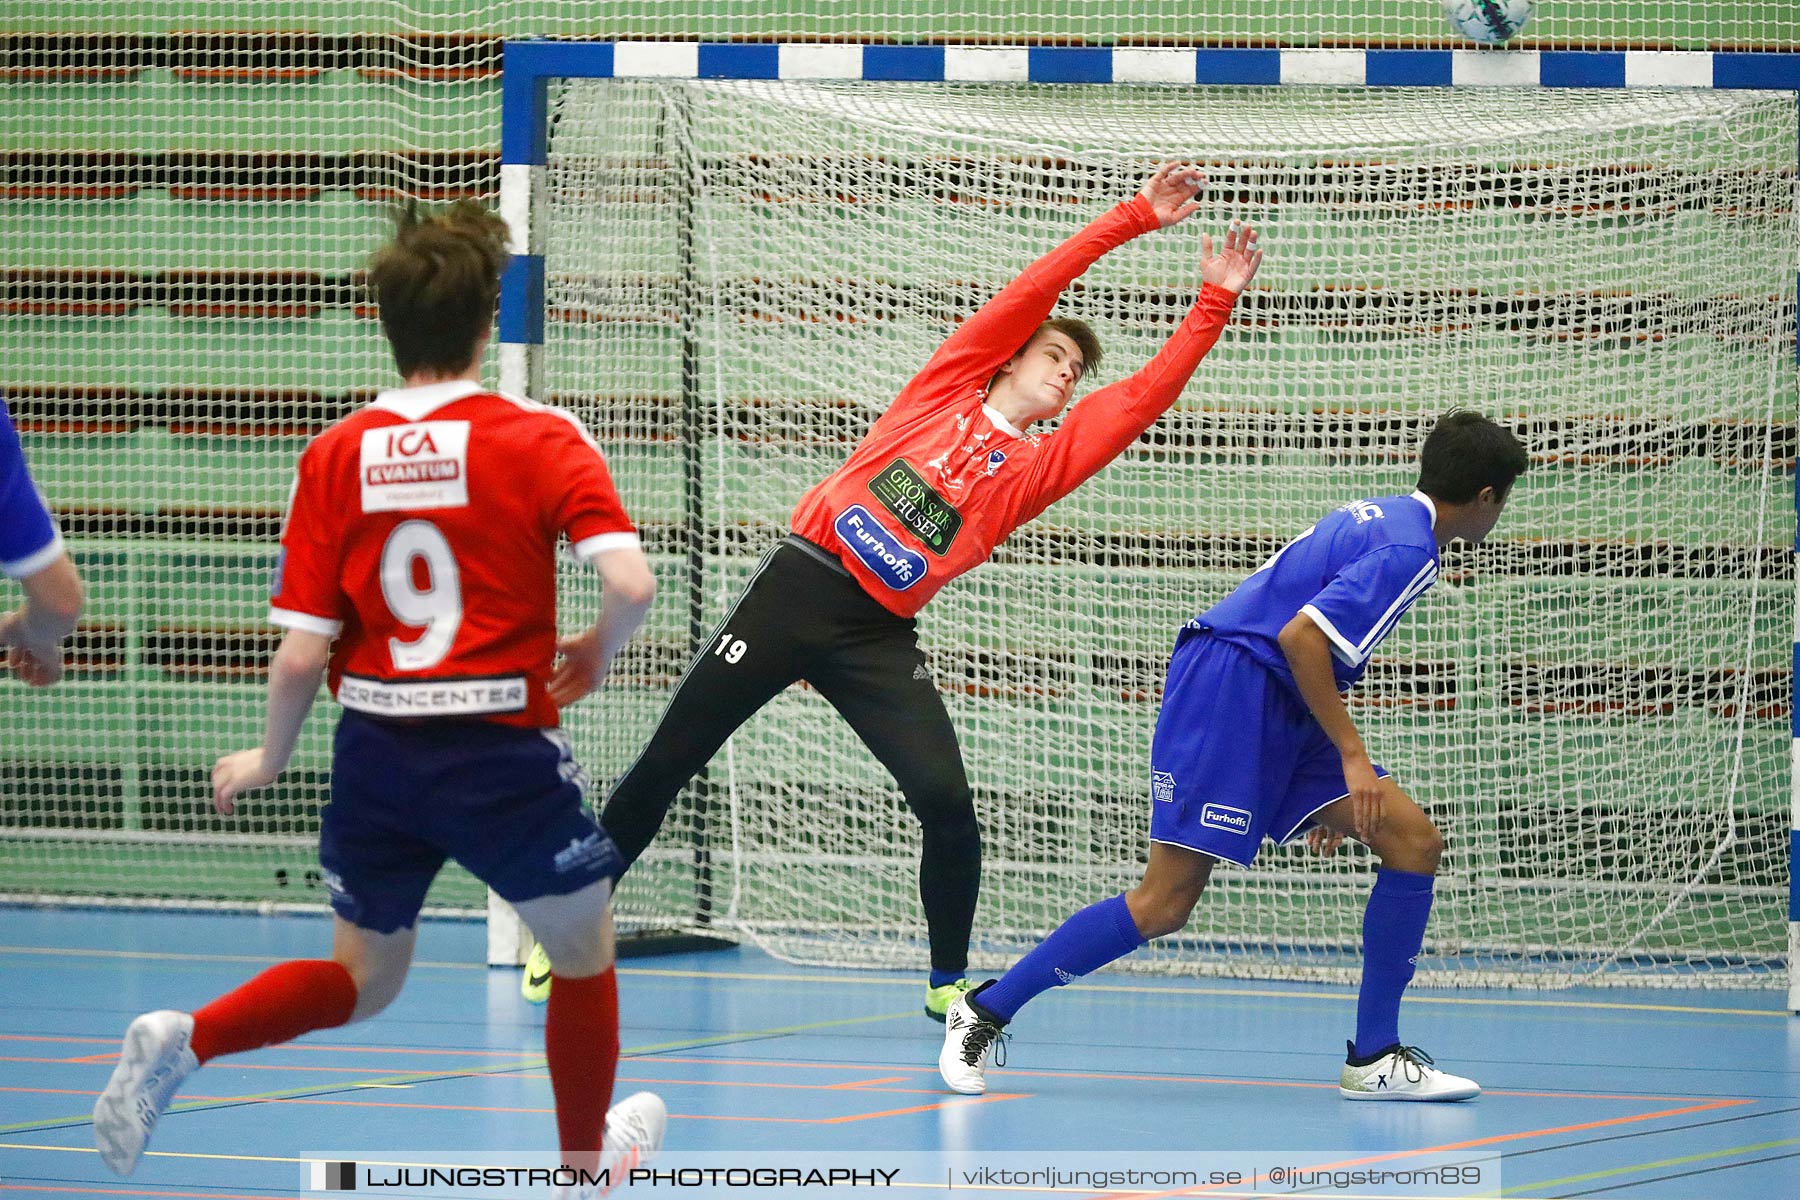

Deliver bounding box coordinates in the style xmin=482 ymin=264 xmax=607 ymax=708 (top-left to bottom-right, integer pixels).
xmin=494 ymin=39 xmax=1800 ymax=1002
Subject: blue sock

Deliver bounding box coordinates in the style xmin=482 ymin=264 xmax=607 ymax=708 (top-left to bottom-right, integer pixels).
xmin=1353 ymin=868 xmax=1435 ymax=1060
xmin=928 ymin=968 xmax=965 ymax=989
xmin=980 ymin=894 xmax=1146 ymax=1022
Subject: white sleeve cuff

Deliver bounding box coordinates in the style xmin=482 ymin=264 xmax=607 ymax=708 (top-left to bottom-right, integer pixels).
xmin=1 ymin=530 xmax=65 ymax=581
xmin=571 ymin=531 xmax=643 ymax=561
xmin=269 ymin=606 xmax=344 ymax=637
xmin=1298 ymin=604 xmax=1364 ymax=667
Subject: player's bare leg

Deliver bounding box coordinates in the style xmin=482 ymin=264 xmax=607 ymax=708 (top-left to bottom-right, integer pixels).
xmin=94 ymin=919 xmax=408 ymax=1175
xmin=941 ymin=843 xmax=1217 ymax=1093
xmin=1124 ymin=842 xmax=1217 ymax=938
xmin=332 ymin=919 xmax=417 ymax=1021
xmin=515 ymin=880 xmax=665 ymax=1194
xmin=1313 ymin=781 xmax=1478 ymax=1101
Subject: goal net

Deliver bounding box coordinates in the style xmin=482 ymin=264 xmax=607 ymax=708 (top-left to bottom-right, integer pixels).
xmin=539 ymin=78 xmax=1796 ymax=987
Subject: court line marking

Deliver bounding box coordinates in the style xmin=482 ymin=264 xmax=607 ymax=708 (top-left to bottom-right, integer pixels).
xmin=1 ymin=986 xmax=1769 ymax=1192
xmin=1495 ymin=1101 xmax=1800 ymax=1163
xmin=1497 ymin=1135 xmax=1800 ymax=1194
xmin=1 ymin=943 xmax=1785 ymax=1018
xmin=0 ymin=1008 xmax=927 ymax=1135
xmin=0 ymin=1088 xmax=1024 ymax=1129
xmin=616 ymin=967 xmax=1793 ymax=1019
xmin=622 ymin=1075 xmax=950 ymax=1097
xmin=0 ymin=1187 xmax=289 ymax=1199
xmin=657 ymin=1093 xmax=1029 ymax=1124
xmin=1072 ymin=1098 xmax=1756 ymax=1200
xmin=626 ymin=1059 xmax=1757 ymax=1106
xmin=0 ymin=1061 xmax=545 ymax=1136
xmin=1 ymin=1072 xmax=966 ymax=1108
xmin=1560 ymin=1148 xmax=1800 ymax=1197
xmin=9 ymin=1048 xmax=1746 ymax=1106
xmin=211 ymin=1062 xmax=1747 ymax=1108
xmin=1 ymin=1055 xmax=501 ymax=1076
xmin=0 ymin=1098 xmax=1769 ymax=1196
xmin=0 ymin=1033 xmax=541 ymax=1059
xmin=1031 ymin=1075 xmax=1761 ymax=1105
xmin=7 ymin=1048 xmax=1752 ymax=1108
xmin=0 ymin=1074 xmax=1750 ymax=1155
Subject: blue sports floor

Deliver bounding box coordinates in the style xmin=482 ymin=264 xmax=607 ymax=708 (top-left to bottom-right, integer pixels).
xmin=1 ymin=907 xmax=1797 ymax=1199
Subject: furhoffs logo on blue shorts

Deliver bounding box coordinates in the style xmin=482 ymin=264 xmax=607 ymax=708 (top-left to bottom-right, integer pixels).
xmin=834 ymin=505 xmax=927 ymax=591
xmin=1200 ymin=803 xmax=1253 ymax=835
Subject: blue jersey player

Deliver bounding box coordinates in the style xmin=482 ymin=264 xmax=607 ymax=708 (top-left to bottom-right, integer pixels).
xmin=939 ymin=410 xmax=1529 ymax=1102
xmin=0 ymin=394 xmax=84 ymax=686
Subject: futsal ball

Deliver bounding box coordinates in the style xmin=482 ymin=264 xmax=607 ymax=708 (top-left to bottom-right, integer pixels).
xmin=1442 ymin=0 xmax=1535 ymax=45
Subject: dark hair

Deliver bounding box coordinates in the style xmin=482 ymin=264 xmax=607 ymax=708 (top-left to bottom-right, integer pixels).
xmin=368 ymin=200 xmax=511 ymax=378
xmin=1030 ymin=316 xmax=1103 ymax=377
xmin=1415 ymin=409 xmax=1531 ymax=504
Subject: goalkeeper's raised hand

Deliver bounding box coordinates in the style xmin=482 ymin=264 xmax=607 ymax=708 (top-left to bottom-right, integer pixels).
xmin=1200 ymin=219 xmax=1264 ymax=294
xmin=1137 ymin=161 xmax=1208 ymax=228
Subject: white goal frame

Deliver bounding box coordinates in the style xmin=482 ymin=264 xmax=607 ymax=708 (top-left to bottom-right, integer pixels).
xmin=495 ymin=40 xmax=1800 ymax=1009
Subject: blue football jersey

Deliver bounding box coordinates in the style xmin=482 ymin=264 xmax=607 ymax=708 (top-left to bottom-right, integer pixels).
xmin=0 ymin=396 xmax=62 ymax=580
xmin=1193 ymin=491 xmax=1440 ymax=694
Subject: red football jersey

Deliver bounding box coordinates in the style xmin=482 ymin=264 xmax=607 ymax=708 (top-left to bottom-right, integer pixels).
xmin=269 ymin=380 xmax=639 ymax=728
xmin=790 ymin=196 xmax=1240 ymax=617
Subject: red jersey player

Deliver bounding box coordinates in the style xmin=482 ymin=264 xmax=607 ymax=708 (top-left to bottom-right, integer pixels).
xmin=586 ymin=163 xmax=1264 ymax=1018
xmin=93 ymin=201 xmax=664 ymax=1197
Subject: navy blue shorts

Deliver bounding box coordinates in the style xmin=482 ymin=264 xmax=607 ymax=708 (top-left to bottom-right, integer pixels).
xmin=319 ymin=711 xmax=624 ymax=934
xmin=1148 ymin=629 xmax=1388 ymax=867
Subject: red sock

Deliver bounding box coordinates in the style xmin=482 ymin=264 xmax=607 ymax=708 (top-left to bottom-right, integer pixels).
xmin=546 ymin=968 xmax=620 ymax=1172
xmin=188 ymin=960 xmax=358 ymax=1065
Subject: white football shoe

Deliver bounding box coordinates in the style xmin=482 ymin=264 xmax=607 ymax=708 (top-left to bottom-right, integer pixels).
xmin=93 ymin=1010 xmax=200 ymax=1174
xmin=938 ymin=986 xmax=1009 ymax=1095
xmin=1339 ymin=1042 xmax=1479 ymax=1101
xmin=553 ymin=1091 xmax=667 ymax=1198
xmin=601 ymin=1091 xmax=666 ymax=1180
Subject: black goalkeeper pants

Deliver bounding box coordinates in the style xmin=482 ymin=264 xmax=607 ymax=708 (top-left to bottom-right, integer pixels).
xmin=599 ymin=538 xmax=980 ymax=975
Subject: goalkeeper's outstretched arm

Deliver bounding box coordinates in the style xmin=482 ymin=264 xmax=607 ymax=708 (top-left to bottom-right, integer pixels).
xmin=890 ymin=163 xmax=1213 ymax=426
xmin=1022 ymin=218 xmax=1263 ymax=514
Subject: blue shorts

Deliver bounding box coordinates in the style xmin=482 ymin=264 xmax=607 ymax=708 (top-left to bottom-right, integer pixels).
xmin=1148 ymin=629 xmax=1388 ymax=867
xmin=319 ymin=711 xmax=624 ymax=934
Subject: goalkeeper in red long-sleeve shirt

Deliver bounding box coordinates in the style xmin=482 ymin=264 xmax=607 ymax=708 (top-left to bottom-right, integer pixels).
xmin=536 ymin=163 xmax=1264 ymax=1016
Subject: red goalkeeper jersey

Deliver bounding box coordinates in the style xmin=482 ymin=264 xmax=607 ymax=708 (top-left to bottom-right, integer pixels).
xmin=269 ymin=380 xmax=639 ymax=728
xmin=790 ymin=195 xmax=1241 ymax=618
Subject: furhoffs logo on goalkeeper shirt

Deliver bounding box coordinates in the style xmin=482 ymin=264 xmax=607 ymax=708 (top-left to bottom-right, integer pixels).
xmin=834 ymin=506 xmax=927 ymax=591
xmin=867 ymin=459 xmax=963 ymax=556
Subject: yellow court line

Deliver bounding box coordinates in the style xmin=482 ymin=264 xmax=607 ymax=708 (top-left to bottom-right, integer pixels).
xmin=618 ymin=1008 xmax=919 ymax=1056
xmin=1 ymin=943 xmax=1787 ymax=1019
xmin=1496 ymin=1134 xmax=1800 ymax=1194
xmin=0 ymin=1142 xmax=302 ymax=1165
xmin=0 ymin=1008 xmax=923 ymax=1136
xmin=617 ymin=966 xmax=1791 ymax=1019
xmin=0 ymin=945 xmax=478 ymax=969
xmin=0 ymin=1062 xmax=544 ymax=1136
